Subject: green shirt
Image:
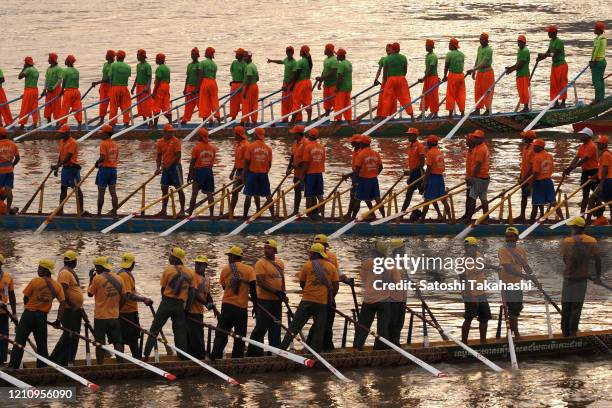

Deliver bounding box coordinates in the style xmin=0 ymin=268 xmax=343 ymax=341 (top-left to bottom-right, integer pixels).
xmin=230 ymin=59 xmax=246 ymax=82
xmin=200 ymin=58 xmax=217 ymax=79
xmin=109 ymin=61 xmax=132 ymax=86
xmin=445 ymin=50 xmax=465 ymax=73
xmin=592 ymin=34 xmax=606 ymax=61
xmin=383 ymin=53 xmax=407 ymax=77
xmin=475 ymin=45 xmax=493 ymax=72
xmin=294 ymin=57 xmax=311 ymax=82
xmin=45 ymin=65 xmax=63 ymax=90
xmin=547 ymin=37 xmax=566 ymax=67
xmin=186 ymin=62 xmax=200 ymax=86
xmin=336 ymin=59 xmax=352 ymax=92
xmin=155 ymin=64 xmax=170 ymax=83
xmin=0 ymin=69 xmax=3 ymax=87
xmin=322 ymin=56 xmax=338 ymax=87
xmin=102 ymin=62 xmax=111 ymax=82
xmin=282 ymin=57 xmax=297 ymax=83
xmin=63 ymin=67 xmax=79 ymax=89
xmin=425 ymin=52 xmax=438 ymax=77
xmin=378 ymin=56 xmax=386 ymax=67
xmin=244 ymin=62 xmax=259 ymax=84
xmin=23 ymin=66 xmax=39 ymax=88
xmin=516 ymin=47 xmax=530 ymax=77
xmin=135 ymin=62 xmax=152 ymax=85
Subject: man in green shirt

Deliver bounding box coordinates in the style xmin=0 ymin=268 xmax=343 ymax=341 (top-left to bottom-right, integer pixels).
xmin=334 ymin=48 xmax=352 ymax=121
xmin=418 ymin=39 xmax=440 ymax=119
xmin=108 ymin=50 xmax=132 ymax=126
xmin=373 ymin=44 xmax=393 ymax=119
xmin=537 ymin=25 xmax=568 ymax=108
xmin=181 ymin=47 xmax=200 ymax=124
xmin=288 ymin=45 xmax=314 ymax=124
xmin=505 ymin=35 xmax=531 ymax=112
xmin=230 ymin=48 xmax=246 ymax=119
xmin=267 ymin=46 xmax=298 ymax=121
xmin=590 ymin=21 xmax=607 ymax=104
xmin=198 ymin=47 xmax=221 ymax=124
xmin=42 ymin=53 xmax=64 ymax=123
xmin=241 ymin=51 xmax=259 ymax=123
xmin=60 ymin=55 xmax=83 ymax=129
xmin=443 ymin=38 xmax=466 ymax=118
xmin=315 ymin=44 xmax=338 ymax=116
xmin=382 ymin=42 xmax=414 ymax=121
xmin=91 ymin=50 xmax=115 ymax=126
xmin=152 ymin=53 xmax=172 ymax=127
xmin=130 ymin=49 xmax=152 ymax=122
xmin=17 ymin=56 xmax=40 ymax=128
xmin=467 ymin=33 xmax=494 ymax=115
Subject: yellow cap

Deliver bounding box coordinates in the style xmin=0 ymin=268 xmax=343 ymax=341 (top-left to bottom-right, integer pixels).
xmin=264 ymin=239 xmax=278 ymax=249
xmin=171 ymin=247 xmax=186 ymax=264
xmin=313 ymin=234 xmax=328 ymax=244
xmin=63 ymin=250 xmax=78 ymax=262
xmin=195 ymin=255 xmax=209 ymax=264
xmin=120 ymin=252 xmax=135 ymax=269
xmin=390 ymin=238 xmax=405 ymax=250
xmin=93 ymin=256 xmax=113 ymax=271
xmin=225 ymin=246 xmax=244 ymax=257
xmin=374 ymin=241 xmax=389 ymax=256
xmin=505 ymin=227 xmax=520 ymax=236
xmin=310 ymin=243 xmax=328 ymax=259
xmin=567 ymin=216 xmax=586 ymax=228
xmin=0 ymin=254 xmax=5 ymax=265
xmin=464 ymin=237 xmax=479 ymax=245
xmin=39 ymin=259 xmax=55 ymax=273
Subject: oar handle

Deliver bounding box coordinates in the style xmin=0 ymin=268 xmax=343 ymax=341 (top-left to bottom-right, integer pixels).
xmin=20 ymin=169 xmax=53 ymax=214
xmin=115 ymin=173 xmax=159 ymax=211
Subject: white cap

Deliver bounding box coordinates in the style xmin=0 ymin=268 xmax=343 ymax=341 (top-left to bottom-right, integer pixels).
xmin=578 ymin=127 xmax=593 ymax=137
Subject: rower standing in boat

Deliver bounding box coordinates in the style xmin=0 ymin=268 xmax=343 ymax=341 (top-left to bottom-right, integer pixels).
xmin=42 ymin=53 xmax=63 ymax=123
xmin=400 ymin=127 xmax=425 ymax=214
xmin=459 ymin=237 xmax=490 ymax=344
xmin=95 ymin=124 xmax=119 ymax=216
xmin=0 ymin=254 xmax=16 ymax=365
xmin=187 ymin=128 xmax=217 ymax=216
xmin=301 ymin=128 xmax=326 ymax=220
xmin=246 ymin=239 xmax=286 ymax=357
xmin=152 ymin=53 xmax=172 ymax=127
xmin=91 ymin=50 xmax=115 ymax=126
xmin=590 ymin=135 xmax=612 ymax=221
xmin=590 ymin=21 xmax=606 ymax=105
xmin=187 ymin=255 xmax=212 ymax=359
xmin=9 ymin=259 xmax=66 ymax=369
xmin=131 ymin=49 xmax=152 ymax=123
xmin=289 ymin=45 xmax=313 ymax=124
xmin=0 ymin=127 xmax=19 ymax=210
xmin=505 ymin=35 xmax=531 ymax=112
xmin=52 ymin=125 xmax=84 ymax=215
xmin=242 ymin=128 xmax=274 ymax=218
xmin=144 ymin=247 xmax=196 ymax=360
xmin=287 ymin=125 xmax=306 ymax=215
xmin=457 ymin=132 xmax=475 ymax=221
xmin=443 ymin=38 xmax=466 ymax=119
xmin=267 ymin=46 xmax=297 ymax=122
xmin=241 ymin=51 xmax=259 ymax=123
xmin=559 ymin=216 xmax=602 ymax=337
xmin=155 ymin=124 xmax=185 ymax=216
xmin=529 ymin=139 xmax=564 ymax=222
xmin=465 ymin=129 xmax=490 ymax=222
xmin=180 ymin=48 xmax=200 ymax=125
xmin=315 ymin=44 xmax=338 ymax=117
xmin=466 ymin=33 xmax=494 ymax=115
xmin=280 ymin=243 xmax=339 ymax=353
xmin=0 ymin=68 xmax=14 ymax=127
xmin=382 ymin=42 xmax=414 ymax=121
xmin=230 ymin=48 xmax=246 ymax=120
xmin=420 ymin=135 xmax=451 ymax=222
xmin=537 ymin=25 xmax=568 ymax=109
xmin=334 ymin=48 xmax=352 ymax=121
xmin=374 ymin=44 xmax=392 ymax=119
xmin=59 ymin=55 xmax=83 ymax=129
xmin=211 ymin=246 xmax=257 ymax=359
xmin=387 ymin=239 xmax=407 ymax=345
xmin=17 ymin=56 xmax=40 ymax=129
xmin=350 ymin=135 xmax=385 ymax=219
xmin=229 ymin=126 xmax=248 ymax=215
xmin=563 ymin=128 xmax=599 ymax=213
xmin=418 ymin=39 xmax=440 ymax=119
xmin=108 ymin=50 xmax=132 ymax=127
xmin=343 ymin=134 xmax=363 ymax=216
xmin=49 ymin=251 xmax=83 ymax=365
xmin=198 ymin=47 xmax=221 ymax=124
xmin=515 ymin=130 xmax=536 ymax=222
xmin=117 ymin=253 xmax=153 ymax=358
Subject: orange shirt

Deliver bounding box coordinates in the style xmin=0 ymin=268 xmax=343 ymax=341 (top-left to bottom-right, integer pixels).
xmin=407 ymin=140 xmax=425 ymax=171
xmin=302 ymin=141 xmax=326 ymax=174
xmin=351 ymin=148 xmax=361 ymax=171
xmin=99 ymin=139 xmax=119 ymax=168
xmin=470 ymin=142 xmax=490 ymax=178
xmin=465 ymin=147 xmax=474 ymax=178
xmin=219 ymin=262 xmax=256 ymax=309
xmin=160 ymin=265 xmax=197 ymax=302
xmin=0 ymin=270 xmax=14 ymax=315
xmin=156 ymin=136 xmax=182 ymax=168
xmin=354 ymin=146 xmax=382 ymax=178
xmin=577 ymin=140 xmax=599 ymax=171
xmin=498 ymin=245 xmax=528 ymax=284
xmin=59 ymin=137 xmax=79 ymax=166
xmin=118 ymin=270 xmax=138 ymax=313
xmin=531 ymin=151 xmax=554 ymax=180
xmin=57 ymin=267 xmax=83 ymax=309
xmin=254 ymin=257 xmax=285 ymax=301
xmin=599 ymin=149 xmax=611 ymax=180
xmin=244 ymin=140 xmax=272 ymax=173
xmin=298 ymin=260 xmax=339 ymax=305
xmin=425 ymin=146 xmax=445 ymax=175
xmin=0 ymin=139 xmax=19 ymax=174
xmin=191 ymin=141 xmax=217 ymax=168
xmin=234 ymin=140 xmax=249 ymax=169
xmin=292 ymin=139 xmax=306 ymax=177
xmin=520 ymin=143 xmax=534 ymax=177
xmin=23 ymin=276 xmax=65 ymax=313
xmin=87 ymin=272 xmax=126 ymax=319
xmin=189 ymin=273 xmax=211 ymax=314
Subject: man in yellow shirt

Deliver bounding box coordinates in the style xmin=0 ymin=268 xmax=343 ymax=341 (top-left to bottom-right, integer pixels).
xmin=211 ymin=246 xmax=257 ymax=359
xmin=590 ymin=21 xmax=607 ymax=104
xmin=246 ymin=239 xmax=286 ymax=357
xmin=186 ymin=255 xmax=213 ymax=359
xmin=280 ymin=243 xmax=339 ymax=352
xmin=9 ymin=259 xmax=65 ymax=369
xmin=0 ymin=254 xmax=16 ymax=364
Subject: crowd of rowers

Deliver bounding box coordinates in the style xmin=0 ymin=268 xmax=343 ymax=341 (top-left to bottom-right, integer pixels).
xmin=0 ymin=22 xmax=607 ymax=134
xmin=0 ymin=221 xmax=603 ymax=369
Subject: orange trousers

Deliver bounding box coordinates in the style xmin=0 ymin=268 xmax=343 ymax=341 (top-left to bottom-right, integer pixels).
xmin=419 ymin=75 xmax=440 ymax=113
xmin=44 ymin=85 xmax=63 ymax=120
xmin=516 ymin=76 xmax=530 ymax=104
xmin=474 ymin=70 xmax=494 ymax=110
xmin=241 ymin=83 xmax=259 ymax=123
xmin=230 ymin=82 xmax=242 ymax=118
xmin=550 ymin=63 xmax=568 ymax=101
xmin=0 ymin=88 xmax=13 ymax=126
xmin=291 ymin=79 xmax=313 ymax=112
xmin=153 ymin=82 xmax=170 ymax=115
xmin=99 ymin=83 xmax=111 ymax=116
xmin=382 ymin=76 xmax=412 ymax=116
xmin=376 ymin=84 xmax=385 ymax=117
xmin=282 ymin=82 xmax=300 ymax=121
xmin=446 ymin=72 xmax=466 ymax=113
xmin=334 ymin=91 xmax=352 ymax=120
xmin=181 ymin=84 xmax=198 ymax=122
xmin=323 ymin=85 xmax=335 ymax=111
xmin=109 ymin=85 xmax=131 ymax=125
xmin=136 ymin=84 xmax=152 ymax=118
xmin=60 ymin=88 xmax=82 ymax=124
xmin=199 ymin=78 xmax=220 ymax=119
xmin=18 ymin=87 xmax=39 ymax=126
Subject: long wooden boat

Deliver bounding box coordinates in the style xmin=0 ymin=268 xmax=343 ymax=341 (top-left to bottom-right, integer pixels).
xmin=3 ymin=329 xmax=610 ymax=386
xmin=11 ymin=96 xmax=612 ymax=142
xmin=573 ymin=111 xmax=612 ymax=132
xmin=1 ymin=213 xmax=611 ymax=236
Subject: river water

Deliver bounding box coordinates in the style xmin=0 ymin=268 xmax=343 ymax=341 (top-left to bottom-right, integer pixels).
xmin=1 ymin=1 xmax=611 ymax=407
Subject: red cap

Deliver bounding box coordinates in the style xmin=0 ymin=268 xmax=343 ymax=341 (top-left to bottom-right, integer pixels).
xmin=198 ymin=128 xmax=209 ymax=140
xmin=137 ymin=49 xmax=146 ymax=57
xmin=325 ymin=43 xmax=335 ymax=53
xmin=49 ymin=53 xmax=58 ymax=63
xmin=163 ymin=123 xmax=175 ymax=132
xmin=308 ymin=128 xmax=319 ymax=138
xmin=191 ymin=47 xmax=200 ymax=56
xmin=289 ymin=125 xmax=305 ymax=134
xmin=546 ymin=24 xmax=558 ymax=33
xmin=533 ymin=139 xmax=545 ymax=148
xmin=361 ymin=135 xmax=372 ymax=144
xmin=336 ymin=48 xmax=346 ymax=56
xmin=517 ymin=35 xmax=527 ymax=43
xmin=450 ymin=38 xmax=460 ymax=48
xmin=286 ymin=46 xmax=294 ymax=52
xmin=234 ymin=126 xmax=247 ymax=138
xmin=426 ymin=135 xmax=439 ymax=144
xmin=466 ymin=132 xmax=477 ymax=141
xmin=98 ymin=124 xmax=113 ymax=134
xmin=0 ymin=127 xmax=7 ymax=136
xmin=425 ymin=39 xmax=435 ymax=47
xmin=596 ymin=135 xmax=609 ymax=144
xmin=391 ymin=42 xmax=400 ymax=52
xmin=234 ymin=48 xmax=245 ymax=55
xmin=300 ymin=45 xmax=310 ymax=54
xmin=24 ymin=56 xmax=34 ymax=65
xmin=116 ymin=50 xmax=126 ymax=60
xmin=595 ymin=21 xmax=605 ymax=31
xmin=480 ymin=32 xmax=489 ymax=40
xmin=106 ymin=50 xmax=115 ymax=58
xmin=156 ymin=53 xmax=166 ymax=62
xmin=65 ymin=55 xmax=76 ymax=64
xmin=520 ymin=130 xmax=536 ymax=139
xmin=406 ymin=127 xmax=419 ymax=136
xmin=59 ymin=124 xmax=71 ymax=134
xmin=206 ymin=47 xmax=215 ymax=56
xmin=472 ymin=129 xmax=485 ymax=138
xmin=348 ymin=134 xmax=361 ymax=143
xmin=254 ymin=127 xmax=265 ymax=140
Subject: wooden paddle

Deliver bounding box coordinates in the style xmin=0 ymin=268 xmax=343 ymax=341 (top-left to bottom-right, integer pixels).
xmin=115 ymin=173 xmax=159 ymax=212
xmin=550 ymin=200 xmax=612 ymax=229
xmin=495 ymin=275 xmax=519 ymax=369
xmin=20 ymin=169 xmax=53 ymax=213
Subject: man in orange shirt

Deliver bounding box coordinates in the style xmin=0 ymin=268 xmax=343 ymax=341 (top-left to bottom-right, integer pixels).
xmin=0 ymin=254 xmax=17 ymax=364
xmin=187 ymin=128 xmax=217 ymax=216
xmin=52 ymin=125 xmax=84 ymax=215
xmin=515 ymin=130 xmax=536 ymax=222
xmin=563 ymin=128 xmax=599 ymax=212
xmin=530 ymin=139 xmax=564 ymax=222
xmin=246 ymin=239 xmax=286 ymax=356
xmin=242 ymin=128 xmax=273 ymax=218
xmin=465 ymin=130 xmax=490 ymax=222
xmin=420 ymin=135 xmax=452 ymax=222
xmin=301 ymin=128 xmax=326 ymax=219
xmin=401 ymin=127 xmax=425 ymax=212
xmin=95 ymin=125 xmax=119 ymax=216
xmin=287 ymin=125 xmax=306 ymax=215
xmin=0 ymin=127 xmax=20 ymax=209
xmin=350 ymin=135 xmax=385 ymax=219
xmin=155 ymin=124 xmax=185 ymax=216
xmin=9 ymin=259 xmax=65 ymax=369
xmin=591 ymin=134 xmax=612 ymax=221
xmin=186 ymin=255 xmax=213 ymax=358
xmin=229 ymin=126 xmax=248 ymax=216
xmin=342 ymin=134 xmax=363 ymax=216
xmin=211 ymin=246 xmax=257 ymax=359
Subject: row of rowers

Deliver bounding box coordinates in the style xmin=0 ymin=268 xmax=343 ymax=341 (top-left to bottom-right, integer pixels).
xmin=0 ymin=21 xmax=607 ymax=131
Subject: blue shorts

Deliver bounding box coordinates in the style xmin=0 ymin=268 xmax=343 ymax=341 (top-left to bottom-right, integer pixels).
xmin=424 ymin=174 xmax=445 ymax=200
xmin=356 ymin=177 xmax=380 ymax=201
xmin=244 ymin=171 xmax=271 ymax=197
xmin=61 ymin=166 xmax=81 ymax=188
xmin=95 ymin=167 xmax=117 ymax=188
xmin=599 ymin=178 xmax=612 ymax=201
xmin=161 ymin=164 xmax=183 ymax=188
xmin=0 ymin=173 xmax=14 ymax=189
xmin=532 ymin=178 xmax=556 ymax=205
xmin=194 ymin=167 xmax=214 ymax=193
xmin=305 ymin=173 xmax=324 ymax=197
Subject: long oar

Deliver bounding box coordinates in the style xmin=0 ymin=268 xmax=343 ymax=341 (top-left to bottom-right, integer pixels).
xmin=80 ymin=84 xmax=96 ymax=101
xmin=20 ymin=169 xmax=54 ymax=214
xmin=523 ymin=63 xmax=590 ymax=132
xmin=304 ymin=85 xmax=379 ymax=130
xmin=34 ymin=164 xmax=97 ymax=234
xmin=495 ymin=276 xmax=519 ymax=369
xmin=333 ymin=307 xmax=447 ymax=377
xmin=0 ymin=334 xmax=100 ymax=390
xmin=6 ymin=94 xmax=61 ymax=130
xmin=183 ymin=89 xmax=239 ymax=142
xmin=114 ymin=173 xmax=159 ymax=212
xmin=0 ymin=369 xmax=33 ymax=388
xmin=0 ymin=95 xmax=23 ymax=108
xmin=442 ymin=72 xmax=506 ymax=141
xmin=519 ymin=177 xmax=593 ymax=239
xmin=0 ymin=304 xmax=38 ymax=350
xmin=514 ymin=60 xmax=539 ymax=111
xmin=550 ymin=200 xmax=612 ymax=229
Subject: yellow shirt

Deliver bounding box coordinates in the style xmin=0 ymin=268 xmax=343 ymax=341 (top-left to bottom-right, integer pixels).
xmin=0 ymin=270 xmax=14 ymax=315
xmin=560 ymin=234 xmax=599 ymax=278
xmin=498 ymin=245 xmax=528 ymax=284
xmin=160 ymin=265 xmax=197 ymax=302
xmin=592 ymin=34 xmax=606 ymax=61
xmin=23 ymin=277 xmax=65 ymax=313
xmin=298 ymin=260 xmax=339 ymax=305
xmin=57 ymin=267 xmax=84 ymax=309
xmin=87 ymin=272 xmax=126 ymax=319
xmin=254 ymin=257 xmax=285 ymax=301
xmin=219 ymin=262 xmax=256 ymax=309
xmin=189 ymin=273 xmax=211 ymax=314
xmin=118 ymin=269 xmax=138 ymax=313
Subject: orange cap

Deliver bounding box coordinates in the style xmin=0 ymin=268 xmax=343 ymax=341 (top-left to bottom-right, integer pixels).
xmin=450 ymin=38 xmax=460 ymax=48
xmin=391 ymin=42 xmax=400 ymax=52
xmin=308 ymin=128 xmax=319 ymax=138
xmin=234 ymin=48 xmax=245 ymax=55
xmin=105 ymin=50 xmax=115 ymax=58
xmin=234 ymin=125 xmax=246 ymax=138
xmin=300 ymin=45 xmax=310 ymax=54
xmin=596 ymin=135 xmax=609 ymax=144
xmin=49 ymin=53 xmax=58 ymax=63
xmin=289 ymin=125 xmax=305 ymax=134
xmin=163 ymin=123 xmax=175 ymax=132
xmin=206 ymin=47 xmax=215 ymax=56
xmin=0 ymin=127 xmax=7 ymax=136
xmin=472 ymin=129 xmax=485 ymax=138
xmin=336 ymin=48 xmax=346 ymax=56
xmin=348 ymin=134 xmax=361 ymax=143
xmin=546 ymin=24 xmax=558 ymax=33
xmin=191 ymin=47 xmax=199 ymax=56
xmin=595 ymin=21 xmax=605 ymax=31
xmin=406 ymin=127 xmax=419 ymax=136
xmin=533 ymin=139 xmax=545 ymax=148
xmin=24 ymin=56 xmax=34 ymax=65
xmin=361 ymin=135 xmax=372 ymax=144
xmin=137 ymin=49 xmax=146 ymax=57
xmin=198 ymin=128 xmax=209 ymax=140
xmin=480 ymin=32 xmax=489 ymax=40
xmin=59 ymin=124 xmax=71 ymax=134
xmin=517 ymin=35 xmax=527 ymax=43
xmin=426 ymin=135 xmax=439 ymax=144
xmin=425 ymin=39 xmax=435 ymax=47
xmin=116 ymin=50 xmax=126 ymax=59
xmin=254 ymin=127 xmax=265 ymax=140
xmin=520 ymin=130 xmax=536 ymax=139
xmin=325 ymin=43 xmax=335 ymax=52
xmin=98 ymin=124 xmax=113 ymax=134
xmin=65 ymin=55 xmax=76 ymax=64
xmin=156 ymin=53 xmax=165 ymax=62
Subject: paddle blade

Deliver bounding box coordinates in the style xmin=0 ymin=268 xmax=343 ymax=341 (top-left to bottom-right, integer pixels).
xmin=264 ymin=214 xmax=299 ymax=235
xmin=329 ymin=220 xmax=357 ymax=239
xmin=87 ymin=383 xmax=100 ymax=392
xmin=101 ymin=214 xmax=134 ymax=234
xmin=305 ymin=358 xmax=316 ymax=368
xmin=454 ymin=224 xmax=474 ymax=240
xmin=164 ymin=373 xmax=177 ymax=381
xmin=550 ymin=215 xmax=577 ymax=230
xmin=34 ymin=221 xmax=49 ymax=235
xmin=159 ymin=217 xmax=192 ymax=237
xmin=226 ymin=220 xmax=250 ymax=237
xmin=228 ymin=378 xmax=240 ymax=385
xmin=370 ymin=211 xmax=404 ymax=226
xmin=519 ymin=221 xmax=540 ymax=239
